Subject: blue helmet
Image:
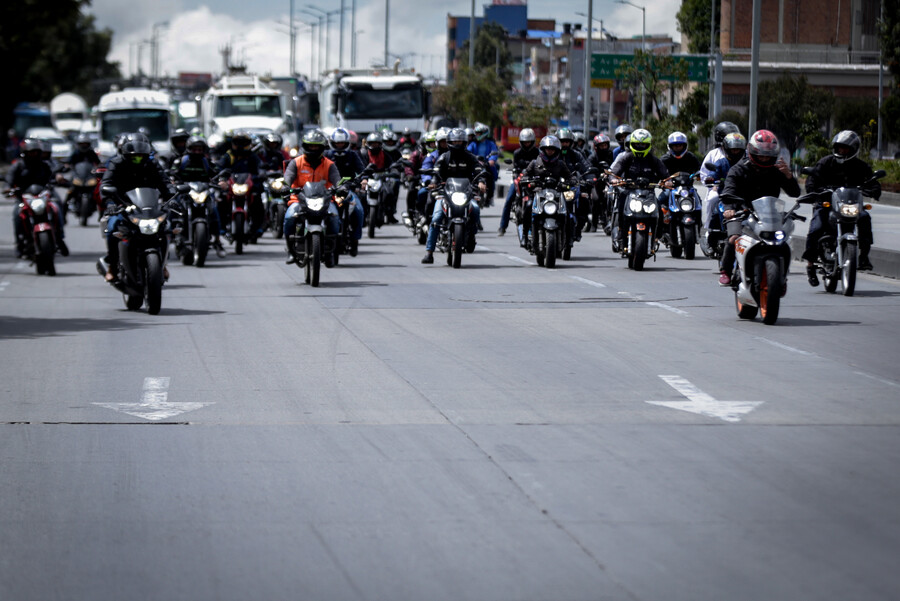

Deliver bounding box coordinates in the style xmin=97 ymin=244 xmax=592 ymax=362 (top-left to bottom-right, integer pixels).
xmin=667 ymin=131 xmax=688 ymax=158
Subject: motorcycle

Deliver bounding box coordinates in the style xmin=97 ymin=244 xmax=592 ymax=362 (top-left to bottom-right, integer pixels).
xmin=101 ymin=185 xmax=175 ymax=315
xmin=363 ymin=161 xmax=403 ymax=239
xmin=284 ymin=181 xmax=346 ymax=286
xmin=662 ymin=171 xmax=702 ymax=260
xmin=400 ymin=162 xmax=428 ymax=245
xmin=521 ymin=176 xmax=575 ymax=269
xmin=433 ymin=175 xmax=484 ymax=269
xmin=220 ymin=171 xmax=256 ymax=255
xmin=802 ymin=168 xmax=886 ymax=296
xmin=175 ymin=181 xmax=214 ymax=267
xmin=10 ymin=184 xmax=62 ymax=276
xmin=610 ymin=176 xmax=665 ymax=271
xmin=69 ymin=161 xmax=100 ymax=226
xmin=729 ymin=196 xmax=806 ymax=325
xmin=265 ymin=175 xmax=288 ymax=239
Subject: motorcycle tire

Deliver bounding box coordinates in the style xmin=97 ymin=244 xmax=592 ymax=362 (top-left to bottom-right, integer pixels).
xmin=535 ymin=228 xmax=545 ymax=267
xmin=452 ymin=222 xmax=464 ymax=269
xmin=309 ymin=233 xmax=322 ymax=287
xmin=79 ymin=194 xmax=92 ymax=227
xmin=759 ymin=257 xmax=783 ymax=325
xmin=735 ymin=294 xmax=758 ymax=320
xmin=633 ymin=230 xmax=648 ymax=271
xmin=563 ymin=245 xmax=572 ymax=261
xmin=841 ymin=242 xmax=857 ymax=297
xmin=36 ymin=231 xmax=56 ymax=276
xmin=233 ymin=213 xmax=244 ymax=255
xmin=274 ymin=204 xmax=285 ymax=239
xmin=545 ymin=230 xmax=557 ymax=269
xmin=367 ymin=210 xmax=377 ymax=239
xmin=683 ymin=225 xmax=696 ymax=260
xmin=670 ymin=228 xmax=683 ymax=259
xmin=145 ymin=253 xmax=163 ymax=315
xmin=125 ymin=293 xmax=143 ymax=311
xmin=180 ymin=240 xmax=195 ymax=266
xmin=194 ymin=222 xmax=209 ymax=267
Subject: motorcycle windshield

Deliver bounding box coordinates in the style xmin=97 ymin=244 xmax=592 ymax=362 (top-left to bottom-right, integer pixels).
xmin=833 ymin=187 xmax=862 ymax=204
xmin=444 ymin=178 xmax=471 ymax=195
xmin=303 ymin=181 xmax=327 ymax=198
xmin=125 ymin=188 xmax=162 ymax=212
xmin=74 ymin=161 xmax=94 ymax=179
xmin=751 ymin=196 xmax=786 ymax=230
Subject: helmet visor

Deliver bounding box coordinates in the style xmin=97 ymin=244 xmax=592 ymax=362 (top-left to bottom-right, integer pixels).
xmin=630 ymin=142 xmax=650 ymax=153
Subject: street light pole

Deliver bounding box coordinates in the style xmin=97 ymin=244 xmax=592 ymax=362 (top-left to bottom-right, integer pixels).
xmin=469 ymin=0 xmax=475 ymax=69
xmin=615 ymin=0 xmax=645 ymax=127
xmin=748 ymin=0 xmax=761 ymax=134
xmin=385 ymin=0 xmax=390 ymax=67
xmin=583 ymin=0 xmax=593 ymax=134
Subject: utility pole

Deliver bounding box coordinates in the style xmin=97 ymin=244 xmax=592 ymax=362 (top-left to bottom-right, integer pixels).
xmin=339 ymin=0 xmax=345 ymax=68
xmin=748 ymin=0 xmax=761 ymax=134
xmin=351 ymin=0 xmax=357 ymax=67
xmin=877 ymin=0 xmax=884 ymax=158
xmin=583 ymin=0 xmax=593 ymax=134
xmin=385 ymin=0 xmax=390 ymax=67
xmin=290 ymin=0 xmax=295 ymax=75
xmin=469 ymin=0 xmax=475 ymax=69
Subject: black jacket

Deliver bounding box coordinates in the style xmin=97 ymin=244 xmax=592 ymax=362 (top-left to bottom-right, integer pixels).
xmin=6 ymin=158 xmax=52 ymax=191
xmin=325 ymin=149 xmax=366 ymax=179
xmin=434 ymin=148 xmax=484 ymax=183
xmin=806 ymin=155 xmax=881 ymax=200
xmin=661 ymin=151 xmax=701 ymax=177
xmin=511 ymin=146 xmax=540 ymax=173
xmin=610 ymin=152 xmax=669 ymax=182
xmin=101 ymin=154 xmax=176 ymax=209
xmin=720 ymin=157 xmax=801 ymax=211
xmin=522 ymin=155 xmax=573 ymax=182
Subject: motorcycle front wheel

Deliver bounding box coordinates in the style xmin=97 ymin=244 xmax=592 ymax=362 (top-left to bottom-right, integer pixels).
xmin=841 ymin=242 xmax=857 ymax=297
xmin=194 ymin=222 xmax=209 ymax=267
xmin=233 ymin=213 xmax=244 ymax=255
xmin=632 ymin=230 xmax=648 ymax=271
xmin=759 ymin=257 xmax=783 ymax=325
xmin=307 ymin=233 xmax=322 ymax=286
xmin=35 ymin=230 xmax=56 ymax=276
xmin=452 ymin=222 xmax=464 ymax=269
xmin=683 ymin=225 xmax=696 ymax=260
xmin=545 ymin=230 xmax=557 ymax=269
xmin=274 ymin=204 xmax=285 ymax=239
xmin=145 ymin=252 xmax=163 ymax=315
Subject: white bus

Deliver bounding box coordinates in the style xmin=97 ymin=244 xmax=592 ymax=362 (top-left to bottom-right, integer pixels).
xmin=96 ymin=88 xmax=174 ymax=161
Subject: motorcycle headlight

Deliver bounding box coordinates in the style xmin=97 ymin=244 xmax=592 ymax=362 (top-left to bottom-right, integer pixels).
xmin=232 ymin=183 xmax=249 ymax=195
xmin=451 ymin=192 xmax=468 ymax=207
xmin=840 ymin=203 xmax=860 ymax=217
xmin=643 ymin=201 xmax=657 ymax=213
xmin=190 ymin=190 xmax=209 ymax=204
xmin=680 ymin=199 xmax=694 ymax=212
xmin=679 ymin=188 xmax=690 ymax=197
xmin=86 ymin=178 xmax=97 ymax=187
xmin=369 ymin=180 xmax=383 ymax=192
xmin=136 ymin=218 xmax=162 ymax=235
xmin=271 ymin=179 xmax=284 ymax=192
xmin=544 ymin=191 xmax=556 ymax=201
xmin=307 ymin=197 xmax=326 ymax=211
xmin=544 ymin=201 xmax=558 ymax=215
xmin=629 ymin=198 xmax=644 ymax=212
xmin=563 ymin=190 xmax=575 ymax=201
xmin=30 ymin=198 xmax=48 ymax=215
xmin=72 ymin=178 xmax=83 ymax=186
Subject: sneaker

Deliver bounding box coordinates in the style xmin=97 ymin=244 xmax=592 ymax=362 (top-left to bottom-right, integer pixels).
xmin=421 ymin=252 xmax=434 ymax=264
xmin=858 ymin=257 xmax=873 ymax=271
xmin=57 ymin=239 xmax=69 ymax=257
xmin=718 ymin=271 xmax=731 ymax=286
xmin=806 ymin=265 xmax=819 ymax=287
xmin=498 ymin=228 xmax=505 ymax=236
xmin=163 ymin=266 xmax=169 ymax=282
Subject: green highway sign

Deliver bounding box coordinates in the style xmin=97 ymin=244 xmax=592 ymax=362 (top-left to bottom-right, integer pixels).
xmin=590 ymin=53 xmax=709 ymax=82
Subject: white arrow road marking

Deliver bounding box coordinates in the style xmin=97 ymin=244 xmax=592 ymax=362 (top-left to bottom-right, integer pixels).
xmin=94 ymin=377 xmax=213 ymax=421
xmin=568 ymin=275 xmax=606 ymax=288
xmin=645 ymin=302 xmax=689 ymax=316
xmin=647 ymin=375 xmax=763 ymax=423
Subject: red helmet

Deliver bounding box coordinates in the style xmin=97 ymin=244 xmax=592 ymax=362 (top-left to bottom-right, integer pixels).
xmin=747 ymin=130 xmax=780 ymax=168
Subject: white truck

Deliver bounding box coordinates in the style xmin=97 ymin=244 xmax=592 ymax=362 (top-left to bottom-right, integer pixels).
xmin=318 ymin=65 xmax=430 ymax=138
xmin=50 ymin=93 xmax=90 ymax=137
xmin=96 ymin=88 xmax=174 ymax=161
xmin=200 ymin=75 xmax=292 ymax=149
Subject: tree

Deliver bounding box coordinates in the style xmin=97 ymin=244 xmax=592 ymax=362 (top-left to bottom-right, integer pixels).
xmin=0 ymin=0 xmax=120 ymax=134
xmin=505 ymin=96 xmax=564 ymax=129
xmin=456 ymin=22 xmax=515 ymax=90
xmin=676 ymin=0 xmax=720 ymax=54
xmin=615 ymin=50 xmax=689 ymax=121
xmin=834 ymin=98 xmax=878 ymax=135
xmin=432 ymin=66 xmax=507 ymax=128
xmin=878 ymin=0 xmax=900 ymax=143
xmin=757 ymin=74 xmax=834 ymax=157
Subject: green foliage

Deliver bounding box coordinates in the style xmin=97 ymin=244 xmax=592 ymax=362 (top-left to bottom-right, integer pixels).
xmin=757 ymin=74 xmax=834 ymax=156
xmin=615 ymin=50 xmax=690 ymax=120
xmin=834 ymin=97 xmax=878 ymax=135
xmin=506 ymin=96 xmax=564 ymax=129
xmin=432 ymin=66 xmax=507 ymax=128
xmin=676 ymin=0 xmax=720 ymax=54
xmin=873 ymin=159 xmax=900 ymax=190
xmin=878 ymin=0 xmax=900 ymax=81
xmin=456 ymin=22 xmax=515 ymax=90
xmin=0 ymin=0 xmax=120 ymax=133
xmin=679 ymin=84 xmax=710 ymax=127
xmin=882 ymin=94 xmax=900 ymax=143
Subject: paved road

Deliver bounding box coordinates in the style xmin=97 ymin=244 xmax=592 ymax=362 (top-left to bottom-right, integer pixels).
xmin=2 ymin=202 xmax=900 ymax=601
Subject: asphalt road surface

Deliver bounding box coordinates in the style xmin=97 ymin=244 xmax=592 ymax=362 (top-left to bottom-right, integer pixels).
xmin=2 ymin=202 xmax=899 ymax=601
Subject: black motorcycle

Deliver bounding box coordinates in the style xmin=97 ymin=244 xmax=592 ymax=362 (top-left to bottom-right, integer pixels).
xmin=661 ymin=171 xmax=702 ymax=260
xmin=69 ymin=161 xmax=100 ymax=226
xmin=611 ymin=176 xmax=664 ymax=271
xmin=285 ymin=181 xmax=346 ymax=286
xmin=433 ymin=176 xmax=484 ymax=269
xmin=175 ymin=181 xmax=214 ymax=267
xmin=521 ymin=176 xmax=573 ymax=268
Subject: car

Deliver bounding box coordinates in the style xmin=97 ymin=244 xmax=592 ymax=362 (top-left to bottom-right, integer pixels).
xmin=25 ymin=127 xmax=73 ymax=161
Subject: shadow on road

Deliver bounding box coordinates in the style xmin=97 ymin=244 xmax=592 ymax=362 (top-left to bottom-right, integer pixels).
xmin=773 ymin=317 xmax=862 ymax=327
xmin=0 ymin=316 xmax=151 ymax=339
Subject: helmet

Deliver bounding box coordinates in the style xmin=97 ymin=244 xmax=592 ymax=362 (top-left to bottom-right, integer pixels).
xmin=122 ymin=140 xmax=152 ymax=164
xmin=722 ymin=132 xmax=747 ymax=164
xmin=365 ymin=131 xmax=383 ymax=154
xmin=171 ymin=128 xmax=189 ymax=145
xmin=557 ymin=128 xmax=575 ymax=146
xmin=423 ymin=130 xmax=437 ymax=151
xmin=519 ymin=128 xmax=536 ymax=146
xmin=614 ymin=124 xmax=633 ymax=142
xmin=667 ymin=131 xmax=688 ymax=158
xmin=573 ymin=131 xmax=586 ymax=145
xmin=232 ymin=130 xmax=252 ymax=150
xmin=302 ymin=129 xmax=327 ymax=159
xmin=435 ymin=128 xmax=450 ymax=150
xmin=22 ymin=138 xmax=42 ymax=157
xmin=714 ymin=121 xmax=741 ymax=146
xmin=127 ymin=131 xmax=150 ymax=145
xmin=747 ymin=130 xmax=780 ymax=168
xmin=382 ymin=129 xmax=398 ymax=151
xmin=40 ymin=140 xmax=53 ymax=155
xmin=330 ymin=127 xmax=351 ymax=153
xmin=348 ymin=130 xmax=359 ymax=147
xmin=539 ymin=135 xmax=562 ymax=162
xmin=265 ymin=132 xmax=283 ymax=148
xmin=187 ymin=135 xmax=207 ymax=153
xmin=464 ymin=127 xmax=475 ymax=140
xmin=75 ymin=132 xmax=92 ymax=147
xmin=628 ymin=128 xmax=653 ymax=158
xmin=474 ymin=123 xmax=490 ymax=141
xmin=831 ymin=130 xmax=860 ymax=163
xmin=448 ymin=127 xmax=468 ymax=149
xmin=593 ymin=133 xmax=611 ymax=149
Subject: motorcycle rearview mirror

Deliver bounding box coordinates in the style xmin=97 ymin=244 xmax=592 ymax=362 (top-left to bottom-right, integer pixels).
xmin=176 ymin=184 xmax=190 ymax=194
xmin=800 ymin=166 xmax=815 ymax=176
xmin=101 ymin=185 xmax=118 ymax=197
xmin=873 ymin=169 xmax=887 ymax=179
xmin=503 ymin=158 xmax=513 ymax=165
xmin=703 ymin=161 xmax=717 ymax=171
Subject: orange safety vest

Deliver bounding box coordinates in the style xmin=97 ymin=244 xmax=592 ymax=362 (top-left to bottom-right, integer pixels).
xmin=288 ymin=155 xmax=334 ymax=204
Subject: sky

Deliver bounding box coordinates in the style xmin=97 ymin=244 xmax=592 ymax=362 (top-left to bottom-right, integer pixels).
xmin=88 ymin=0 xmax=683 ymax=81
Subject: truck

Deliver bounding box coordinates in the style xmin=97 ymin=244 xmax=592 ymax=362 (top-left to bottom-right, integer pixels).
xmin=318 ymin=63 xmax=430 ymax=138
xmin=199 ymin=75 xmax=293 ymax=150
xmin=50 ymin=93 xmax=90 ymax=137
xmin=96 ymin=88 xmax=175 ymax=161
xmin=12 ymin=103 xmax=53 ymax=138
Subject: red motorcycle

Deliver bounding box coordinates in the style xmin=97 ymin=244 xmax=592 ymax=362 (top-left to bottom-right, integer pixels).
xmin=10 ymin=184 xmax=63 ymax=275
xmin=219 ymin=171 xmax=256 ymax=255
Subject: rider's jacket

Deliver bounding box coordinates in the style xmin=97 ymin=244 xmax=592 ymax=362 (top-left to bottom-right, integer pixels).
xmin=325 ymin=148 xmax=365 ymax=179
xmin=174 ymin=154 xmax=216 ymax=183
xmin=467 ymin=139 xmax=500 ymax=177
xmin=259 ymin=149 xmax=286 ymax=173
xmin=661 ymin=151 xmax=701 ymax=177
xmin=561 ymin=148 xmax=589 ymax=175
xmin=66 ymin=149 xmax=101 ymax=166
xmin=512 ymin=146 xmax=540 ymax=172
xmin=806 ymin=155 xmax=881 ymax=200
xmin=610 ymin=151 xmax=669 ymax=182
xmin=521 ymin=155 xmax=573 ymax=182
xmin=720 ymin=157 xmax=800 ymax=212
xmin=434 ymin=148 xmax=483 ymax=182
xmin=284 ymin=154 xmax=340 ymax=204
xmin=587 ymin=148 xmax=614 ymax=171
xmin=100 ymin=154 xmax=175 ymax=209
xmin=7 ymin=158 xmax=52 ymax=191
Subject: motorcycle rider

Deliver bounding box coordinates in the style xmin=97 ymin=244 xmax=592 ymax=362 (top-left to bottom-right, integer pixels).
xmin=7 ymin=139 xmax=68 ymax=258
xmin=65 ymin=133 xmax=101 ymax=167
xmin=659 ymin=131 xmax=701 ymax=229
xmin=360 ymin=132 xmax=402 ymax=224
xmin=467 ymin=122 xmax=499 ymax=206
xmin=259 ymin=132 xmax=287 ymax=172
xmin=398 ymin=127 xmax=417 ymax=149
xmin=173 ymin=135 xmax=223 ymax=254
xmin=609 ymin=128 xmax=670 ymax=252
xmin=612 ymin=124 xmax=633 ymax=159
xmin=584 ymin=133 xmax=614 ymax=232
xmin=164 ymin=129 xmax=190 ymax=170
xmin=801 ymin=130 xmax=880 ymax=283
xmin=421 ymin=128 xmax=486 ymax=264
xmin=282 ymin=130 xmax=342 ymax=264
xmin=216 ymin=130 xmax=264 ymax=241
xmin=700 ymin=121 xmax=741 ymax=231
xmin=325 ymin=127 xmax=366 ymax=247
xmin=499 ymin=127 xmax=539 ymax=237
xmin=519 ymin=135 xmax=573 ymax=249
xmin=556 ymin=128 xmax=591 ymax=241
xmin=573 ymin=131 xmax=587 ymax=154
xmin=416 ymin=129 xmax=450 ymax=222
xmin=99 ymin=138 xmax=176 ymax=282
xmin=718 ymin=129 xmax=801 ymax=286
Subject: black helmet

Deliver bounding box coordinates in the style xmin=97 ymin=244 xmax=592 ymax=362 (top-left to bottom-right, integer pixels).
xmin=448 ymin=127 xmax=467 ymax=150
xmin=127 ymin=131 xmax=150 ymax=145
xmin=539 ymin=135 xmax=561 ymax=162
xmin=265 ymin=132 xmax=283 ymax=149
xmin=22 ymin=138 xmax=42 ymax=157
xmin=302 ymin=129 xmax=327 ymax=159
xmin=232 ymin=130 xmax=252 ymax=150
xmin=714 ymin=121 xmax=740 ymax=146
xmin=122 ymin=140 xmax=152 ymax=164
xmin=75 ymin=132 xmax=92 ymax=147
xmin=171 ymin=128 xmax=189 ymax=144
xmin=187 ymin=135 xmax=207 ymax=153
xmin=614 ymin=124 xmax=633 ymax=142
xmin=722 ymin=132 xmax=747 ymax=164
xmin=831 ymin=130 xmax=860 ymax=163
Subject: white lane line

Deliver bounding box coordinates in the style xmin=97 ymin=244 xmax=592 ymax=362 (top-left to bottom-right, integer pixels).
xmin=94 ymin=376 xmax=214 ymax=421
xmin=753 ymin=336 xmax=818 ymax=357
xmin=477 ymin=245 xmax=492 ymax=251
xmin=567 ymin=275 xmax=606 ymax=288
xmin=854 ymin=371 xmax=900 ymax=389
xmin=645 ymin=302 xmax=689 ymax=316
xmin=15 ymin=262 xmax=28 ymax=270
xmin=648 ymin=375 xmax=763 ymax=423
xmin=505 ymin=255 xmax=532 ymax=265
xmin=0 ymin=281 xmax=9 ymax=291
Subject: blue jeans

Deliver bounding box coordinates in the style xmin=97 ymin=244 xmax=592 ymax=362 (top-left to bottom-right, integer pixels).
xmin=283 ymin=202 xmax=340 ymax=240
xmin=426 ymin=200 xmax=480 ymax=251
xmin=499 ymin=183 xmax=517 ymax=230
xmin=347 ymin=191 xmax=364 ymax=240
